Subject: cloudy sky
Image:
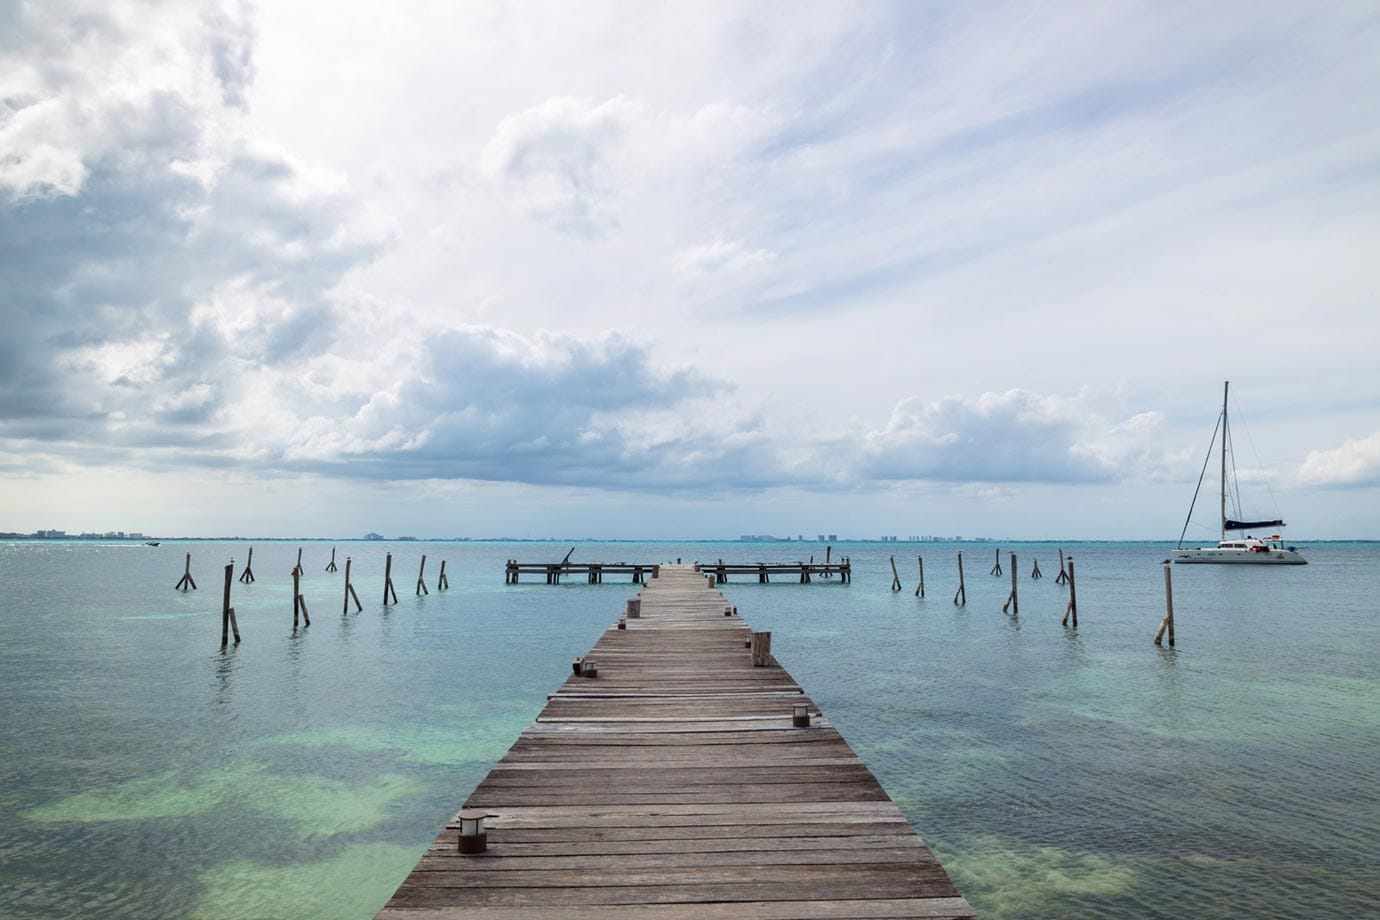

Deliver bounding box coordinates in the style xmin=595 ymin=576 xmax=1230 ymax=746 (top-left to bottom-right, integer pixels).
xmin=2 ymin=0 xmax=1378 ymax=540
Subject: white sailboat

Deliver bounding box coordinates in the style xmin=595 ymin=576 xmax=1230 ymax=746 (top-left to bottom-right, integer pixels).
xmin=1172 ymin=381 xmax=1307 ymax=565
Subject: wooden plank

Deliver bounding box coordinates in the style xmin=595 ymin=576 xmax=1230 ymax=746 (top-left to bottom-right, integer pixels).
xmin=377 ymin=566 xmax=973 ymax=919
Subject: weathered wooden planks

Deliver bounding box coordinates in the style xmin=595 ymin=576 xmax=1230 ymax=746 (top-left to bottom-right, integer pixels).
xmin=377 ymin=566 xmax=974 ymax=920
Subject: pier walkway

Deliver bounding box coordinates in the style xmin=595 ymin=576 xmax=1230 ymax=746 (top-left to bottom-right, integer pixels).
xmin=377 ymin=566 xmax=974 ymax=919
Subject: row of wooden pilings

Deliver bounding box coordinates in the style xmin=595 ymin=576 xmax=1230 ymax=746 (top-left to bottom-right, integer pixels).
xmin=173 ymin=548 xmax=452 ymax=647
xmin=887 ymin=547 xmax=1079 ymax=626
xmin=886 ymin=546 xmax=1178 ymax=645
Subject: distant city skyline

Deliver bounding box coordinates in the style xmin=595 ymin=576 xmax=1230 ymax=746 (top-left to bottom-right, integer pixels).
xmin=2 ymin=2 xmax=1378 ymax=539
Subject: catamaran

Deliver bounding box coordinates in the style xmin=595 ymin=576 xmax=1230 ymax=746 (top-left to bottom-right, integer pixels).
xmin=1172 ymin=381 xmax=1306 ymax=565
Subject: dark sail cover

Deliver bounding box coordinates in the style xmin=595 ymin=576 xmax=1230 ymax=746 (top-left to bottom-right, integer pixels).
xmin=1225 ymin=518 xmax=1284 ymax=530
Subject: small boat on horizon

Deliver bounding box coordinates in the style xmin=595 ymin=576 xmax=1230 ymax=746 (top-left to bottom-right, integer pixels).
xmin=1172 ymin=381 xmax=1306 ymax=565
xmin=144 ymin=541 xmax=160 ymax=546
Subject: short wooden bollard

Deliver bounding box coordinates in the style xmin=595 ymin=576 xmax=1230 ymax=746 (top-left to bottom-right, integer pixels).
xmin=953 ymin=551 xmax=966 ymax=606
xmin=1062 ymin=556 xmax=1078 ymax=627
xmin=293 ymin=567 xmax=311 ymax=629
xmin=651 ymin=565 xmax=660 ymax=579
xmin=292 ymin=547 xmax=303 ymax=577
xmin=706 ymin=574 xmax=715 ymax=589
xmin=176 ymin=552 xmax=197 ymax=592
xmin=990 ymin=547 xmax=1002 ymax=576
xmin=1002 ymin=553 xmax=1018 ymax=614
xmin=342 ymin=557 xmax=362 ymax=614
xmin=220 ymin=562 xmax=240 ymax=646
xmin=239 ymin=546 xmax=256 ymax=584
xmin=1056 ymin=548 xmax=1069 ymax=585
xmin=627 ymin=597 xmax=641 ymax=618
xmin=1031 ymin=558 xmax=1042 ymax=579
xmin=751 ymin=631 xmax=772 ymax=667
xmin=383 ymin=552 xmax=399 ymax=606
xmin=1155 ymin=564 xmax=1175 ymax=646
xmin=437 ymin=560 xmax=449 ymax=591
xmin=326 ymin=546 xmax=338 ymax=573
xmin=416 ymin=555 xmax=429 ymax=596
xmin=889 ymin=555 xmax=902 ymax=591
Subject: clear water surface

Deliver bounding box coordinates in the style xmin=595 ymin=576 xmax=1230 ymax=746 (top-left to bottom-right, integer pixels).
xmin=1 ymin=540 xmax=1377 ymax=918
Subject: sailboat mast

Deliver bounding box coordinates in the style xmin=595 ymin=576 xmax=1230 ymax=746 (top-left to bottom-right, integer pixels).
xmin=1220 ymin=380 xmax=1229 ymax=543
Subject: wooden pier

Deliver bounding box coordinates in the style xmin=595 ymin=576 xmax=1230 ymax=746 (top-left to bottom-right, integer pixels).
xmin=505 ymin=559 xmax=851 ymax=585
xmin=378 ymin=566 xmax=973 ymax=919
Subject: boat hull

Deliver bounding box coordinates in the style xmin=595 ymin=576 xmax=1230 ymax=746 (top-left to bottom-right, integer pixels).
xmin=1173 ymin=547 xmax=1307 ymax=564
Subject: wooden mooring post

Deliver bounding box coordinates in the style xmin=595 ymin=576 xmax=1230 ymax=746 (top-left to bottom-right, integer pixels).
xmin=1002 ymin=553 xmax=1018 ymax=614
xmin=416 ymin=555 xmax=429 ymax=596
xmin=1031 ymin=557 xmax=1042 ymax=579
xmin=889 ymin=555 xmax=902 ymax=591
xmin=915 ymin=554 xmax=925 ymax=597
xmin=1155 ymin=563 xmax=1175 ymax=646
xmin=176 ymin=551 xmax=197 ymax=592
xmin=220 ymin=562 xmax=240 ymax=646
xmin=1056 ymin=548 xmax=1069 ymax=584
xmin=751 ymin=630 xmax=772 ymax=667
xmin=1062 ymin=556 xmax=1078 ymax=627
xmin=292 ymin=567 xmax=310 ymax=629
xmin=342 ymin=556 xmax=362 ymax=614
xmin=437 ymin=560 xmax=449 ymax=591
xmin=325 ymin=546 xmax=338 ymax=573
xmin=954 ymin=551 xmax=966 ymax=606
xmin=383 ymin=552 xmax=399 ymax=606
xmin=238 ymin=546 xmax=255 ymax=583
xmin=990 ymin=547 xmax=1002 ymax=576
xmin=291 ymin=547 xmax=303 ymax=577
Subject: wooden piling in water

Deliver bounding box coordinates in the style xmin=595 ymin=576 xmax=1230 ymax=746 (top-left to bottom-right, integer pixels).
xmin=1056 ymin=548 xmax=1069 ymax=585
xmin=326 ymin=546 xmax=338 ymax=573
xmin=343 ymin=556 xmax=362 ymax=614
xmin=1155 ymin=563 xmax=1175 ymax=646
xmin=990 ymin=547 xmax=1002 ymax=576
xmin=292 ymin=547 xmax=303 ymax=577
xmin=1002 ymin=553 xmax=1019 ymax=614
xmin=915 ymin=554 xmax=926 ymax=597
xmin=220 ymin=562 xmax=239 ymax=646
xmin=416 ymin=555 xmax=429 ymax=596
xmin=889 ymin=555 xmax=902 ymax=591
xmin=293 ymin=567 xmax=311 ymax=629
xmin=954 ymin=551 xmax=966 ymax=606
xmin=383 ymin=552 xmax=399 ymax=606
xmin=1062 ymin=556 xmax=1078 ymax=627
xmin=1031 ymin=558 xmax=1042 ymax=579
xmin=176 ymin=551 xmax=197 ymax=592
xmin=238 ymin=546 xmax=255 ymax=584
xmin=437 ymin=560 xmax=449 ymax=591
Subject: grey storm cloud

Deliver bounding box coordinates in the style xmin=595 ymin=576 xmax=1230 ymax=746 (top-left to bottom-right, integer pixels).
xmin=275 ymin=327 xmax=754 ymax=488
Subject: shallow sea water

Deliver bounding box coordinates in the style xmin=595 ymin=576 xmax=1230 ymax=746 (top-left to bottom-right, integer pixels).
xmin=1 ymin=540 xmax=1377 ymax=918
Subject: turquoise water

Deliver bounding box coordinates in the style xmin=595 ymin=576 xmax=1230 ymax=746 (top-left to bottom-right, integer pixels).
xmin=1 ymin=540 xmax=1377 ymax=918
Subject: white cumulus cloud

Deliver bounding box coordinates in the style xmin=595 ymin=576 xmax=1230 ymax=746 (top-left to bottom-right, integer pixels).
xmin=1299 ymin=431 xmax=1380 ymax=487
